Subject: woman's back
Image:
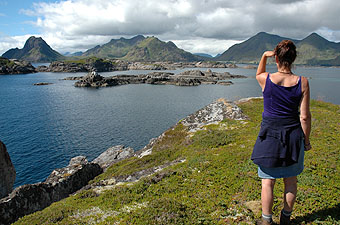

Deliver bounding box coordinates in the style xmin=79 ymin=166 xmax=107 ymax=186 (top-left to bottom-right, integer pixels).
xmin=263 ymin=73 xmax=302 ymax=118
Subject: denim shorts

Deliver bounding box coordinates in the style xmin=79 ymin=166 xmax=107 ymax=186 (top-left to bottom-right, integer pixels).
xmin=258 ymin=139 xmax=304 ymax=179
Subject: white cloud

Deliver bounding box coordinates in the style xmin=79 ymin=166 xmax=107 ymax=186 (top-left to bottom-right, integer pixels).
xmin=1 ymin=0 xmax=340 ymax=55
xmin=0 ymin=34 xmax=35 ymax=55
xmin=172 ymin=38 xmax=242 ymax=56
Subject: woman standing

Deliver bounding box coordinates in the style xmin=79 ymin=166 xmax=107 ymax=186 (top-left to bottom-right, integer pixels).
xmin=251 ymin=40 xmax=312 ymax=225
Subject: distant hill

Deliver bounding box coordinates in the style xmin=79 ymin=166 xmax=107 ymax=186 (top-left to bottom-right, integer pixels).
xmin=64 ymin=51 xmax=83 ymax=57
xmin=216 ymin=32 xmax=340 ymax=65
xmin=194 ymin=53 xmax=213 ymax=58
xmin=82 ymin=35 xmax=146 ymax=58
xmin=122 ymin=37 xmax=202 ymax=62
xmin=2 ymin=36 xmax=65 ymax=62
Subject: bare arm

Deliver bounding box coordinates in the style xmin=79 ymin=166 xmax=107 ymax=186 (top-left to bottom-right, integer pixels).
xmin=256 ymin=51 xmax=275 ymax=90
xmin=300 ymin=77 xmax=312 ymax=150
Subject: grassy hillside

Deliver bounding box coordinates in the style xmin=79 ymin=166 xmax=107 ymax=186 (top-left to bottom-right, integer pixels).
xmin=82 ymin=35 xmax=145 ymax=58
xmin=14 ymin=99 xmax=340 ymax=224
xmin=122 ymin=37 xmax=201 ymax=62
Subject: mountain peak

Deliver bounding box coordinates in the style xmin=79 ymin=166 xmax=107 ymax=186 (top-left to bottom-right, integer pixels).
xmin=2 ymin=36 xmax=64 ymax=62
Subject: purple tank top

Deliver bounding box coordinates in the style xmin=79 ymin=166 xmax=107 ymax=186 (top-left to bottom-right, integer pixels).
xmin=263 ymin=73 xmax=302 ymax=118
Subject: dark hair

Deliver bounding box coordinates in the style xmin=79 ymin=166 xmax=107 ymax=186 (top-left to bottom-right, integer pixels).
xmin=274 ymin=40 xmax=296 ymax=69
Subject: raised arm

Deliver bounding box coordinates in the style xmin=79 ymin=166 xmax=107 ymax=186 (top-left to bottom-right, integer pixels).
xmin=256 ymin=51 xmax=275 ymax=90
xmin=300 ymin=77 xmax=312 ymax=150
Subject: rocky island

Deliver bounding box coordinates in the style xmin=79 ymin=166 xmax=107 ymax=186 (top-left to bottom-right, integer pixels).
xmin=0 ymin=57 xmax=36 ymax=75
xmin=66 ymin=70 xmax=246 ymax=88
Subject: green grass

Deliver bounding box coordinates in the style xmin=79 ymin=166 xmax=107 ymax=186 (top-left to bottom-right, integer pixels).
xmin=14 ymin=99 xmax=340 ymax=224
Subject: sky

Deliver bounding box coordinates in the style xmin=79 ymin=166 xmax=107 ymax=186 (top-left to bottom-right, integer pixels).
xmin=1 ymin=0 xmax=340 ymax=56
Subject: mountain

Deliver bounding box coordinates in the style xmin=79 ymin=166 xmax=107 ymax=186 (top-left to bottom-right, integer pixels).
xmin=2 ymin=36 xmax=65 ymax=62
xmin=64 ymin=51 xmax=83 ymax=57
xmin=296 ymin=33 xmax=340 ymax=65
xmin=194 ymin=53 xmax=213 ymax=58
xmin=82 ymin=35 xmax=201 ymax=62
xmin=122 ymin=37 xmax=201 ymax=62
xmin=217 ymin=32 xmax=298 ymax=63
xmin=216 ymin=32 xmax=340 ymax=65
xmin=82 ymin=35 xmax=146 ymax=58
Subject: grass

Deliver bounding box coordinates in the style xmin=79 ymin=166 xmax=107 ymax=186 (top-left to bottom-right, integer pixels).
xmin=14 ymin=99 xmax=340 ymax=224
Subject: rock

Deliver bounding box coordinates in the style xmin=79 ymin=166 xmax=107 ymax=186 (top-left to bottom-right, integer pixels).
xmin=243 ymin=65 xmax=257 ymax=69
xmin=47 ymin=59 xmax=128 ymax=73
xmin=33 ymin=82 xmax=53 ymax=86
xmin=0 ymin=141 xmax=16 ymax=199
xmin=69 ymin=156 xmax=88 ymax=166
xmin=63 ymin=76 xmax=84 ymax=80
xmin=180 ymin=98 xmax=247 ymax=132
xmin=0 ymin=58 xmax=36 ymax=75
xmin=178 ymin=70 xmax=205 ymax=76
xmin=36 ymin=65 xmax=49 ymax=72
xmin=175 ymin=77 xmax=201 ymax=86
xmin=0 ymin=156 xmax=102 ymax=225
xmin=93 ymin=145 xmax=134 ymax=170
xmin=217 ymin=81 xmax=233 ymax=86
xmin=127 ymin=62 xmax=167 ymax=70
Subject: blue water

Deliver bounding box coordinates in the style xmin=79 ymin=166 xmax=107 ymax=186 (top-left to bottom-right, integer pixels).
xmin=0 ymin=66 xmax=339 ymax=187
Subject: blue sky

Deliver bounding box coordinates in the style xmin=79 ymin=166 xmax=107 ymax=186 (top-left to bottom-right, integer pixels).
xmin=1 ymin=0 xmax=340 ymax=55
xmin=0 ymin=0 xmax=39 ymax=35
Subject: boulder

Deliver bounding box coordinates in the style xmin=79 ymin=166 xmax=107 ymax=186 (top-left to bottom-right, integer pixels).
xmin=180 ymin=98 xmax=247 ymax=132
xmin=0 ymin=141 xmax=16 ymax=199
xmin=93 ymin=145 xmax=134 ymax=170
xmin=0 ymin=156 xmax=102 ymax=225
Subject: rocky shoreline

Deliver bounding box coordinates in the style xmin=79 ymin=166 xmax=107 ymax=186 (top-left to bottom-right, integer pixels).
xmin=65 ymin=70 xmax=246 ymax=88
xmin=0 ymin=97 xmax=253 ymax=225
xmin=37 ymin=60 xmax=239 ymax=73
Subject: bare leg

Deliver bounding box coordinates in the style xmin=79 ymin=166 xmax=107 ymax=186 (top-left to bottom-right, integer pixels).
xmin=283 ymin=176 xmax=297 ymax=212
xmin=261 ymin=178 xmax=276 ymax=215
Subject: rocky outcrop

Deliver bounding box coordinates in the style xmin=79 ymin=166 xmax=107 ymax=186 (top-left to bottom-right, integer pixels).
xmin=0 ymin=141 xmax=16 ymax=199
xmin=93 ymin=145 xmax=134 ymax=171
xmin=0 ymin=156 xmax=102 ymax=225
xmin=127 ymin=62 xmax=168 ymax=70
xmin=41 ymin=59 xmax=129 ymax=73
xmin=72 ymin=70 xmax=246 ymax=88
xmin=180 ymin=98 xmax=248 ymax=132
xmin=0 ymin=58 xmax=36 ymax=75
xmin=135 ymin=98 xmax=247 ymax=157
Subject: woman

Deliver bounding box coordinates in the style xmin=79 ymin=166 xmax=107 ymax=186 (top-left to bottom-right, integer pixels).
xmin=251 ymin=40 xmax=312 ymax=225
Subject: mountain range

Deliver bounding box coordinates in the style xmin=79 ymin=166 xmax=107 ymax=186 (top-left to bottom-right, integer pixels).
xmin=82 ymin=35 xmax=202 ymax=62
xmin=2 ymin=32 xmax=340 ymax=65
xmin=217 ymin=32 xmax=340 ymax=65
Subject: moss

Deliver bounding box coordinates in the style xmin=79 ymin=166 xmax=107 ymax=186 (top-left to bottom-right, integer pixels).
xmin=14 ymin=99 xmax=340 ymax=224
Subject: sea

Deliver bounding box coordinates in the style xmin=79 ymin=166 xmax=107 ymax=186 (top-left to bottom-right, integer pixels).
xmin=0 ymin=65 xmax=339 ymax=187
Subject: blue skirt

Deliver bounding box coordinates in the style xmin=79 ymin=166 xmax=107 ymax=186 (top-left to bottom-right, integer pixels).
xmin=258 ymin=139 xmax=304 ymax=179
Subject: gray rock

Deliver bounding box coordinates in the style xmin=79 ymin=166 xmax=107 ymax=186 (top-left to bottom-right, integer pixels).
xmin=0 ymin=58 xmax=36 ymax=75
xmin=93 ymin=145 xmax=134 ymax=170
xmin=69 ymin=156 xmax=88 ymax=166
xmin=0 ymin=141 xmax=16 ymax=199
xmin=0 ymin=156 xmax=102 ymax=225
xmin=180 ymin=98 xmax=247 ymax=132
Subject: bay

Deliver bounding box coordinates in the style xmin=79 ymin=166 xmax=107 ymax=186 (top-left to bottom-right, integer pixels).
xmin=0 ymin=65 xmax=339 ymax=187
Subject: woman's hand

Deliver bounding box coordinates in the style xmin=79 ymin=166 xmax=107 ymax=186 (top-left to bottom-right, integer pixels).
xmin=263 ymin=51 xmax=275 ymax=58
xmin=304 ymin=140 xmax=312 ymax=151
xmin=256 ymin=51 xmax=275 ymax=76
